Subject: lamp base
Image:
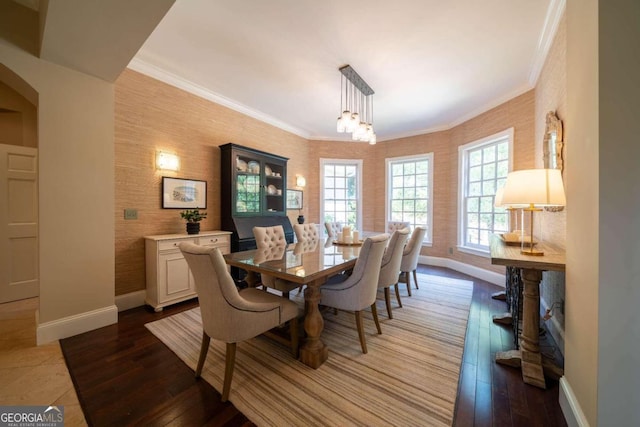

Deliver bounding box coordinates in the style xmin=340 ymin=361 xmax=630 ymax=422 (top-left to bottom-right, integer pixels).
xmin=521 ymin=248 xmax=544 ymax=256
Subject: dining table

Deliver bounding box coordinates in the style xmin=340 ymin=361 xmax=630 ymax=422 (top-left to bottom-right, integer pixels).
xmin=223 ymin=237 xmax=364 ymax=368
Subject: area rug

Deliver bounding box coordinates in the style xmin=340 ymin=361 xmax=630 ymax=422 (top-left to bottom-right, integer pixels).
xmin=145 ymin=273 xmax=473 ymax=427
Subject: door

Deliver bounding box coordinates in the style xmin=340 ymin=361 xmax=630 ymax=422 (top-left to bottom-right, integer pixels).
xmin=0 ymin=144 xmax=38 ymax=303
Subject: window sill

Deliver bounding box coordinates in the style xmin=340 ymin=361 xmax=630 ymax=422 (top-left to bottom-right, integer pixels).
xmin=457 ymin=246 xmax=490 ymax=258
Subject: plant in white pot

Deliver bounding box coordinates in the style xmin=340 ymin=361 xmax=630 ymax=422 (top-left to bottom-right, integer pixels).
xmin=180 ymin=209 xmax=207 ymax=235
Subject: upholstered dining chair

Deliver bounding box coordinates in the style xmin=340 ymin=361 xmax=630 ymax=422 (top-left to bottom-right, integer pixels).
xmin=377 ymin=228 xmax=410 ymax=319
xmin=253 ymin=225 xmax=300 ymax=298
xmin=294 ymin=222 xmax=320 ymax=242
xmin=320 ymin=233 xmax=389 ymax=354
xmin=387 ymin=221 xmax=411 ymax=234
xmin=324 ymin=221 xmax=342 ymax=239
xmin=399 ymin=226 xmax=427 ymax=296
xmin=179 ymin=242 xmax=300 ymax=402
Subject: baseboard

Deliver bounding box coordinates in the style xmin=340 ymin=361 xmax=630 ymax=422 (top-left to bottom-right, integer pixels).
xmin=115 ymin=290 xmax=146 ymax=312
xmin=540 ymin=296 xmax=565 ymax=356
xmin=559 ymin=376 xmax=590 ymax=427
xmin=36 ymin=305 xmax=118 ymax=345
xmin=420 ymin=255 xmax=504 ymax=286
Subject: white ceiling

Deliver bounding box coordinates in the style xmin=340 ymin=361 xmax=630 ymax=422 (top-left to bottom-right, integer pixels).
xmin=130 ymin=0 xmax=563 ymax=142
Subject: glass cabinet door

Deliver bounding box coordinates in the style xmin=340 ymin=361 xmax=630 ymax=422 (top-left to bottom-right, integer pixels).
xmin=235 ymin=154 xmax=262 ymax=214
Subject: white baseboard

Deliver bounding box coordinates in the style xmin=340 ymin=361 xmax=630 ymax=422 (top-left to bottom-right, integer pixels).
xmin=420 ymin=255 xmax=505 ymax=286
xmin=115 ymin=290 xmax=146 ymax=312
xmin=36 ymin=305 xmax=118 ymax=345
xmin=540 ymin=296 xmax=565 ymax=356
xmin=559 ymin=376 xmax=590 ymax=427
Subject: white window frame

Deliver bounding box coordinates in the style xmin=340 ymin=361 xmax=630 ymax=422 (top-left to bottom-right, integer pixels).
xmin=385 ymin=153 xmax=434 ymax=245
xmin=319 ymin=158 xmax=363 ymax=234
xmin=457 ymin=128 xmax=514 ymax=257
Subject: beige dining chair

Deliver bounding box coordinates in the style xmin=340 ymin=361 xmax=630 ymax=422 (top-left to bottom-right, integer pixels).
xmin=253 ymin=225 xmax=300 ymax=298
xmin=377 ymin=228 xmax=410 ymax=319
xmin=319 ymin=233 xmax=389 ymax=354
xmin=179 ymin=242 xmax=300 ymax=402
xmin=324 ymin=221 xmax=342 ymax=239
xmin=400 ymin=226 xmax=427 ymax=296
xmin=387 ymin=221 xmax=411 ymax=234
xmin=294 ymin=222 xmax=320 ymax=242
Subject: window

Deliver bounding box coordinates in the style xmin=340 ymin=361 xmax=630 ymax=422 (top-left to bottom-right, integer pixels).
xmin=320 ymin=159 xmax=362 ymax=233
xmin=458 ymin=129 xmax=513 ymax=255
xmin=386 ymin=154 xmax=433 ymax=244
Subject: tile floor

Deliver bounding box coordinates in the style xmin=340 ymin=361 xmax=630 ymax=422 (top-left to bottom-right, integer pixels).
xmin=0 ymin=297 xmax=87 ymax=426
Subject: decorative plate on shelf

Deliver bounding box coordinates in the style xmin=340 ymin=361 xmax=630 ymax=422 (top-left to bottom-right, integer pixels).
xmin=247 ymin=161 xmax=260 ymax=174
xmin=265 ymin=165 xmax=272 ymax=176
xmin=267 ymin=184 xmax=277 ymax=195
xmin=236 ymin=159 xmax=247 ymax=172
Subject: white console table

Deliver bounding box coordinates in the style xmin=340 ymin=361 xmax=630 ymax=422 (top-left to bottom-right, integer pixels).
xmin=145 ymin=231 xmax=231 ymax=311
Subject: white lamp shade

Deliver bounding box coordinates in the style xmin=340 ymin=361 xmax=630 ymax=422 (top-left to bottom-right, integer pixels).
xmin=501 ymin=169 xmax=566 ymax=207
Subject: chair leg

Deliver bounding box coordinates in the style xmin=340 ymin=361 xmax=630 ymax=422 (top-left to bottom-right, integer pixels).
xmin=221 ymin=342 xmax=237 ymax=402
xmin=289 ymin=317 xmax=299 ymax=358
xmin=394 ymin=283 xmax=403 ymax=307
xmin=405 ymin=271 xmax=412 ymax=296
xmin=370 ymin=303 xmax=382 ymax=334
xmin=195 ymin=331 xmax=210 ymax=378
xmin=283 ymin=291 xmax=290 ymax=299
xmin=384 ymin=287 xmax=393 ymax=319
xmin=413 ymin=269 xmax=419 ymax=290
xmin=354 ymin=311 xmax=367 ymax=354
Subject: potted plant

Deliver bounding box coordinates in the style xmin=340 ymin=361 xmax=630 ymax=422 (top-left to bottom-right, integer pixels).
xmin=180 ymin=209 xmax=207 ymax=235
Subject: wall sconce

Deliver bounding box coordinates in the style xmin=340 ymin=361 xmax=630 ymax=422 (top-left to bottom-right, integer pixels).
xmin=501 ymin=169 xmax=566 ymax=256
xmin=296 ymin=175 xmax=306 ymax=187
xmin=156 ymin=151 xmax=180 ymax=171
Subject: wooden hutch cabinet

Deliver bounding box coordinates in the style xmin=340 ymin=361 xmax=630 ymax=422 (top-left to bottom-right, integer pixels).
xmin=220 ymin=143 xmax=294 ymax=256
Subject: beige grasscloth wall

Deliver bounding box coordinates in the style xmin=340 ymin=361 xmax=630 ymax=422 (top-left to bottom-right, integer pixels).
xmin=116 ymin=69 xmax=539 ymax=295
xmin=115 ymin=69 xmax=310 ymax=295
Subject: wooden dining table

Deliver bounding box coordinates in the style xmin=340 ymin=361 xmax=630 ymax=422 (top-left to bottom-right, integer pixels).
xmin=223 ymin=238 xmax=363 ymax=369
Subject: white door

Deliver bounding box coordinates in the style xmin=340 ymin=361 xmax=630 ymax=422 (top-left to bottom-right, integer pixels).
xmin=0 ymin=144 xmax=38 ymax=303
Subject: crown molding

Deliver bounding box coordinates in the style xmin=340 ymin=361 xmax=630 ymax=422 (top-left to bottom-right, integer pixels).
xmin=528 ymin=0 xmax=566 ymax=86
xmin=127 ymin=58 xmax=311 ymax=140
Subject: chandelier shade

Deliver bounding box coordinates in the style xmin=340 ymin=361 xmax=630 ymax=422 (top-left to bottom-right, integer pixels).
xmin=336 ymin=65 xmax=376 ymax=144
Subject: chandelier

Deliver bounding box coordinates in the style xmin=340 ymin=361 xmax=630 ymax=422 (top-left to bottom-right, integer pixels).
xmin=336 ymin=65 xmax=376 ymax=145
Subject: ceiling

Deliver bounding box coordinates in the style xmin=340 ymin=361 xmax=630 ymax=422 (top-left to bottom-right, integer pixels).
xmin=130 ymin=0 xmax=563 ymax=142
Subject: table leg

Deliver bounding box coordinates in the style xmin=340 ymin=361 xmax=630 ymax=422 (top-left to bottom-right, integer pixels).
xmin=496 ymin=268 xmax=561 ymax=389
xmin=299 ymin=279 xmax=328 ymax=368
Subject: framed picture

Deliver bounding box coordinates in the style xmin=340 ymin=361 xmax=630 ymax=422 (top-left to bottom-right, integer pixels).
xmin=162 ymin=177 xmax=207 ymax=209
xmin=287 ymin=189 xmax=303 ymax=210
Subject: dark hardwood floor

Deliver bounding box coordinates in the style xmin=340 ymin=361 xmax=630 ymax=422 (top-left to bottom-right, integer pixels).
xmin=60 ymin=265 xmax=567 ymax=426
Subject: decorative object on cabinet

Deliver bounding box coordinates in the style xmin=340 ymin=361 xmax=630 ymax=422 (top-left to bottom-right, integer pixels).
xmin=180 ymin=209 xmax=207 ymax=235
xmin=162 ymin=177 xmax=207 ymax=209
xmin=542 ymin=111 xmax=565 ymax=212
xmin=144 ymin=231 xmax=231 ymax=311
xmin=220 ymin=143 xmax=294 ymax=262
xmin=501 ymin=169 xmax=566 ymax=256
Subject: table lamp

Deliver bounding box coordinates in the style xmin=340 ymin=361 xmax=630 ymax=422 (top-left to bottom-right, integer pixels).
xmin=500 ymin=169 xmax=566 ymax=256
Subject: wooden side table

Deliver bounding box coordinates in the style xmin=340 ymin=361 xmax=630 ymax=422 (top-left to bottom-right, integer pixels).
xmin=489 ymin=234 xmax=565 ymax=389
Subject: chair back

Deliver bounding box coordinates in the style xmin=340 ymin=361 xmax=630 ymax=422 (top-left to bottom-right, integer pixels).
xmin=387 ymin=221 xmax=411 ymax=234
xmin=294 ymin=223 xmax=319 ymax=242
xmin=343 ymin=233 xmax=389 ymax=310
xmin=179 ymin=243 xmax=270 ymax=343
xmin=253 ymin=225 xmax=287 ymax=249
xmin=400 ymin=226 xmax=427 ymax=272
xmin=378 ymin=228 xmax=410 ymax=288
xmin=324 ymin=221 xmax=342 ymax=238
xmin=253 ymin=244 xmax=286 ymax=264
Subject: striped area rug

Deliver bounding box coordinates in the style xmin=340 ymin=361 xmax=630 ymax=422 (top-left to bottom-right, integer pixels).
xmin=145 ymin=273 xmax=473 ymax=426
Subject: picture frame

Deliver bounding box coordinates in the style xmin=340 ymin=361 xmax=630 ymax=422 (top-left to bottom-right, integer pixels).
xmin=286 ymin=189 xmax=303 ymax=210
xmin=162 ymin=177 xmax=207 ymax=209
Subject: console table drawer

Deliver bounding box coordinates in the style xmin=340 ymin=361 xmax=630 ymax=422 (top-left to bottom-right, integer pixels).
xmin=158 ymin=238 xmax=198 ymax=251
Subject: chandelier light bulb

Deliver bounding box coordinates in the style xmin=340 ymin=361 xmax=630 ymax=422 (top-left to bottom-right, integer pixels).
xmin=369 ymin=132 xmax=377 ymax=145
